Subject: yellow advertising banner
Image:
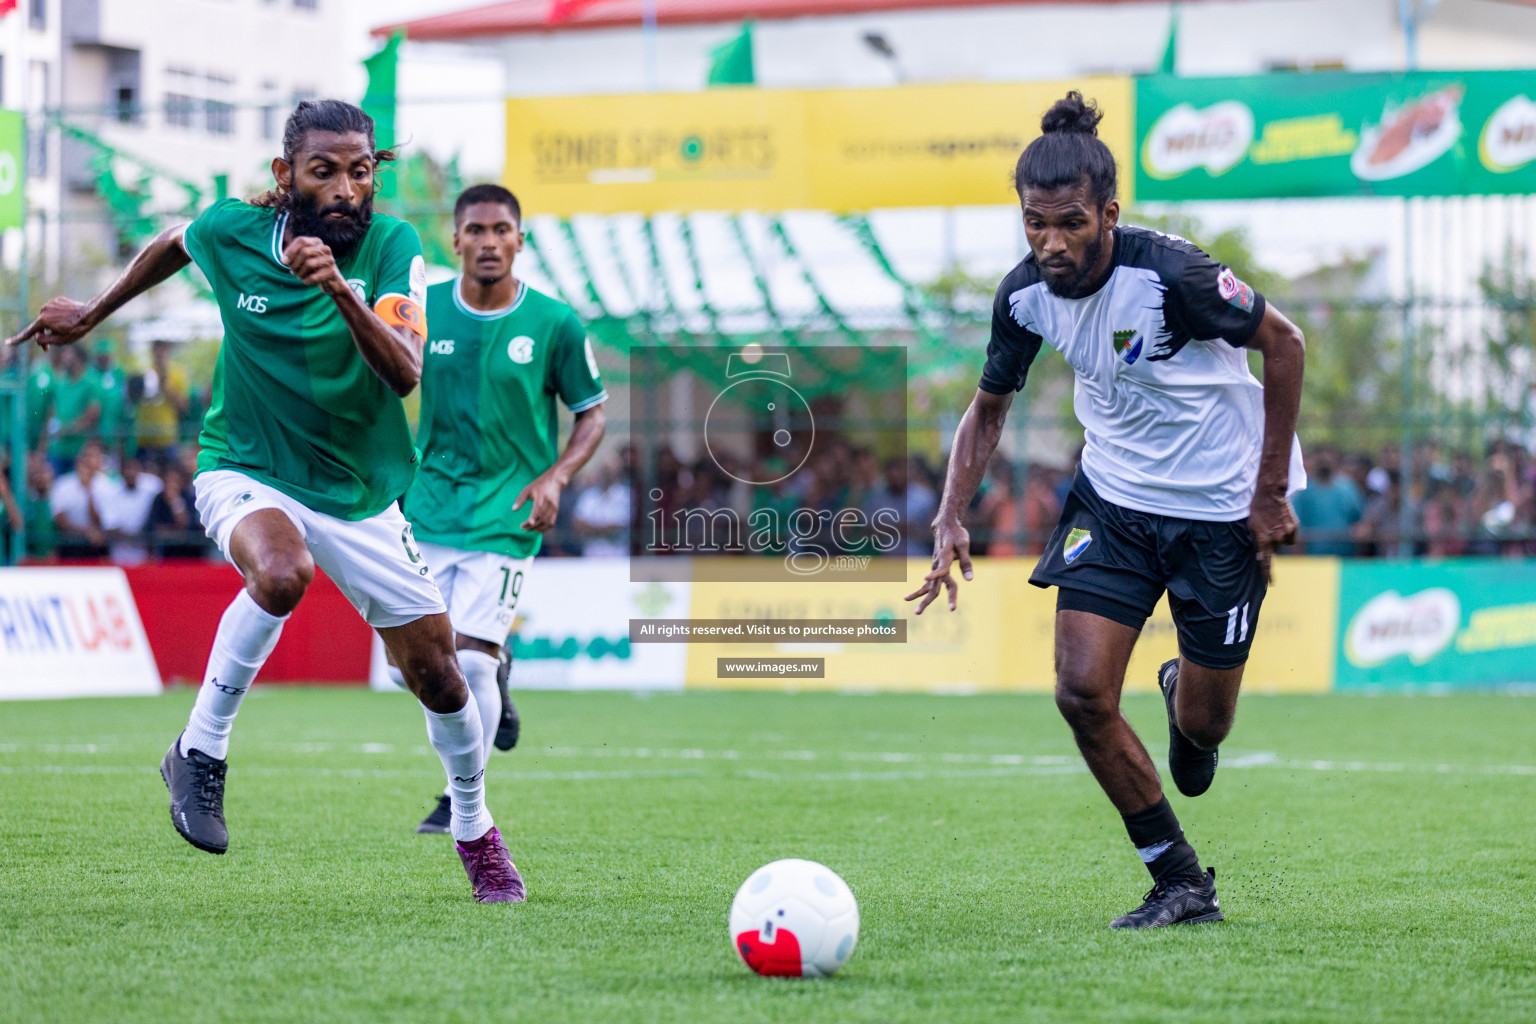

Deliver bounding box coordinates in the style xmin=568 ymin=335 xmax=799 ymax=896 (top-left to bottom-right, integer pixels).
xmin=684 ymin=556 xmax=1335 ymax=693
xmin=504 ymin=77 xmax=1134 ymax=215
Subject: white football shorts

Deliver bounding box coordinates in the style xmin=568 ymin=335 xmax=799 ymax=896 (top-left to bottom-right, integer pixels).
xmin=417 ymin=540 xmax=532 ymax=646
xmin=194 ymin=469 xmax=447 ymax=629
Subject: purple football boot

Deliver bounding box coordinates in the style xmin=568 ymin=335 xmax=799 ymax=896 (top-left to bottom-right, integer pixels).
xmin=456 ymin=826 xmax=526 ymax=903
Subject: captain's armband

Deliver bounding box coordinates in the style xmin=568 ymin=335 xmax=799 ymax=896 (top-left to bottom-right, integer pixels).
xmin=374 ymin=293 xmax=426 ymax=339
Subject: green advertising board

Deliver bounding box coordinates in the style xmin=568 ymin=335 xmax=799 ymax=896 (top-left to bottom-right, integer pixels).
xmin=0 ymin=110 xmax=21 ymax=229
xmin=1336 ymin=559 xmax=1536 ymax=690
xmin=1136 ymin=70 xmax=1536 ymax=200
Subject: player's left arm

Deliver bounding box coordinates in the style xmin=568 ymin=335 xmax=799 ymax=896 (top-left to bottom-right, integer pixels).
xmin=513 ymin=405 xmax=606 ymax=533
xmin=1169 ymin=247 xmax=1305 ymax=582
xmin=283 ymin=231 xmax=426 ymax=398
xmin=1245 ymin=303 xmax=1305 ymax=581
xmin=513 ymin=315 xmax=609 ymax=532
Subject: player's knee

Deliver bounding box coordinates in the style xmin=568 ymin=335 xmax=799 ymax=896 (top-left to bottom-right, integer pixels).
xmin=247 ymin=549 xmax=314 ymax=615
xmin=403 ymin=650 xmax=468 ymax=712
xmin=1179 ymin=710 xmax=1232 ymax=751
xmin=1053 ymin=676 xmax=1115 ymax=735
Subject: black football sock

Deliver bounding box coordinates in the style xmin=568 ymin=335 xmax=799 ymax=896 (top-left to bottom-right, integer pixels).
xmin=1122 ymin=796 xmax=1202 ymax=885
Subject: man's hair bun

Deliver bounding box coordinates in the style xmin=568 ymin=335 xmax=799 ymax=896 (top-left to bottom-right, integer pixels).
xmin=1040 ymin=91 xmax=1103 ymax=137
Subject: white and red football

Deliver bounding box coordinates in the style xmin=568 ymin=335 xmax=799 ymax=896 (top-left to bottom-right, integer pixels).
xmin=729 ymin=858 xmax=860 ymax=978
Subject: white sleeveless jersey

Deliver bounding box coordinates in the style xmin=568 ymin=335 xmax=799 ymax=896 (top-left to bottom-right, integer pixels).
xmin=981 ymin=225 xmax=1305 ymax=522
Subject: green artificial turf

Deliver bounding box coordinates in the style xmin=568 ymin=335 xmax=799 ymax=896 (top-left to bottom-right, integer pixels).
xmin=1 ymin=687 xmax=1533 ymax=1023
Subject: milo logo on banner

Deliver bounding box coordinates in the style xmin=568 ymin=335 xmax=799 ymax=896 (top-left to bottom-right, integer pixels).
xmin=1480 ymin=94 xmax=1536 ymax=173
xmin=1344 ymin=588 xmax=1460 ymax=668
xmin=1140 ymin=101 xmax=1254 ymax=180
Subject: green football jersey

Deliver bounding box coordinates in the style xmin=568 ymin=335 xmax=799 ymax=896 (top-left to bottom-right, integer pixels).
xmin=182 ymin=199 xmax=426 ymax=520
xmin=405 ymin=278 xmax=606 ymax=558
xmin=47 ymin=369 xmax=102 ymax=462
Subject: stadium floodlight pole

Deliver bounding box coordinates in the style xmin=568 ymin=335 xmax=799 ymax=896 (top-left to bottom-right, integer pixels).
xmin=1397 ymin=0 xmax=1441 ymax=71
xmin=1397 ymin=0 xmax=1435 ymax=555
xmin=642 ymin=0 xmax=659 ymax=91
xmin=10 ymin=121 xmax=29 ymax=566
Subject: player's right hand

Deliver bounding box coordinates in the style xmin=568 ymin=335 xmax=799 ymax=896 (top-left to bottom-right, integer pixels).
xmin=283 ymin=235 xmax=347 ymax=297
xmin=905 ymin=519 xmax=973 ymax=615
xmin=6 ymin=297 xmax=94 ymax=350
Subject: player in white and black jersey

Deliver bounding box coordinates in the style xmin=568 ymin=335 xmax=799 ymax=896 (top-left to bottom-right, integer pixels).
xmin=907 ymin=92 xmax=1306 ymax=929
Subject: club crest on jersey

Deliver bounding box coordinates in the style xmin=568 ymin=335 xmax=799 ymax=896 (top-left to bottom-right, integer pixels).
xmin=1064 ymin=528 xmax=1093 ymax=564
xmin=1217 ymin=267 xmax=1255 ymax=312
xmin=346 ymin=278 xmax=368 ymax=304
xmin=1112 ymin=329 xmax=1143 ymax=365
xmin=508 ymin=335 xmax=536 ymax=364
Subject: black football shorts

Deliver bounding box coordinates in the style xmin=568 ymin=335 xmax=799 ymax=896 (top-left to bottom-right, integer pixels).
xmin=1030 ymin=469 xmax=1267 ymax=670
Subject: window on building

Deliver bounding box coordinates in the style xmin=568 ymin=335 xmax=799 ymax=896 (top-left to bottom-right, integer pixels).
xmin=29 ymin=0 xmax=45 ymax=31
xmin=206 ymin=100 xmax=234 ymax=135
xmin=164 ymin=67 xmax=197 ymax=130
xmin=259 ymin=81 xmax=279 ymax=141
xmin=165 ymin=93 xmax=195 ymax=129
xmin=205 ymin=73 xmax=234 ymax=136
xmin=27 ymin=60 xmax=47 ymax=177
xmin=116 ymin=86 xmax=138 ymax=124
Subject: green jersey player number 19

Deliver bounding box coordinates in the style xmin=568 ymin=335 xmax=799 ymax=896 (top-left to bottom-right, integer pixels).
xmin=391 ymin=184 xmax=608 ymax=837
xmin=6 ymin=101 xmax=525 ymax=904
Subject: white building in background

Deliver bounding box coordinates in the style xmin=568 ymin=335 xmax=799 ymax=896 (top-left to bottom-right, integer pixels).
xmin=2 ymin=0 xmax=362 ymax=305
xmin=361 ymin=0 xmax=1536 ymax=437
xmin=374 ymin=0 xmax=1536 ymax=176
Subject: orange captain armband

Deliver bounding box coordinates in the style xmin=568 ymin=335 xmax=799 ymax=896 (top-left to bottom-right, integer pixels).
xmin=375 ymin=293 xmax=426 ymax=340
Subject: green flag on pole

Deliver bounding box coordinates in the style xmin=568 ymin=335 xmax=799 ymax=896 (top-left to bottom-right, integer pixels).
xmin=1159 ymin=4 xmax=1180 ymax=76
xmin=0 ymin=110 xmax=23 ymax=230
xmin=707 ymin=22 xmax=755 ymax=87
xmin=362 ymin=31 xmax=403 ymax=198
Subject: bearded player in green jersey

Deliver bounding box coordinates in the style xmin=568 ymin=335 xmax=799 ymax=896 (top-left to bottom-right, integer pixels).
xmin=390 ymin=184 xmax=607 ymax=835
xmin=6 ymin=102 xmax=523 ymax=903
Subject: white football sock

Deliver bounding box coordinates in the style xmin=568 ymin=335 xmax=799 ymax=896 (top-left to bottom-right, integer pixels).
xmin=460 ymin=650 xmax=501 ymax=768
xmin=439 ymin=649 xmax=501 ymax=798
xmin=423 ymin=697 xmax=494 ymax=842
xmin=181 ymin=590 xmax=287 ymax=760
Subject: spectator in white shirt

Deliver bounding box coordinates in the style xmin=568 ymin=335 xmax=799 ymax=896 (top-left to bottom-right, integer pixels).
xmin=101 ymin=455 xmax=163 ymax=565
xmin=49 ymin=439 xmax=119 ymax=559
xmin=573 ymin=460 xmax=632 ymax=557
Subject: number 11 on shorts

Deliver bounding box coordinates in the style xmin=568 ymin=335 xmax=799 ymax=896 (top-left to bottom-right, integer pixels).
xmin=1224 ymin=603 xmax=1250 ymax=645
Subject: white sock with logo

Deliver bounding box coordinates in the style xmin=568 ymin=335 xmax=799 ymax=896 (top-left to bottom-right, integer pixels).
xmin=438 ymin=649 xmax=501 ymax=798
xmin=181 ymin=590 xmax=287 ymax=760
xmin=423 ymin=697 xmax=494 ymax=842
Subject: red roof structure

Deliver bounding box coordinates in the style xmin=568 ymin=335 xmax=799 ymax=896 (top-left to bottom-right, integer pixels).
xmin=372 ymin=0 xmax=1156 ymax=39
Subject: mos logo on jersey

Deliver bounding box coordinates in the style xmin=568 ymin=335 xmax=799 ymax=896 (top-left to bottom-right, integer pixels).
xmin=1064 ymin=528 xmax=1093 ymax=565
xmin=237 ymin=293 xmax=268 ymax=314
xmin=1112 ymin=329 xmax=1143 ymax=365
xmin=508 ymin=336 xmax=536 ymax=364
xmin=429 ymin=339 xmax=455 ymax=355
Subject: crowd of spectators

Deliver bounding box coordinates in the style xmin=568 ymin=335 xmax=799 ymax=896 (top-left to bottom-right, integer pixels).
xmin=0 ymin=340 xmax=210 ymax=563
xmin=1290 ymin=440 xmax=1536 ymax=557
xmin=3 ymin=337 xmax=1533 ymax=564
xmin=546 ymin=439 xmax=1536 ymax=560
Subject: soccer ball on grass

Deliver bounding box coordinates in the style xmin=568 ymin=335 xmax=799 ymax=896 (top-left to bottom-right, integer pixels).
xmin=729 ymin=858 xmax=859 ymax=978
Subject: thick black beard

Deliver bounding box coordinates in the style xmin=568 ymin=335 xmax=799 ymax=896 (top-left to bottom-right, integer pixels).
xmin=1043 ymin=232 xmax=1106 ymax=299
xmin=286 ymin=189 xmax=373 ymax=262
